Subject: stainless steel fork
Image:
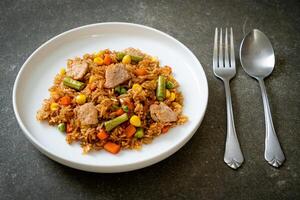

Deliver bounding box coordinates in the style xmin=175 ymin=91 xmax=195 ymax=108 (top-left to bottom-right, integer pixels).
xmin=213 ymin=28 xmax=244 ymax=169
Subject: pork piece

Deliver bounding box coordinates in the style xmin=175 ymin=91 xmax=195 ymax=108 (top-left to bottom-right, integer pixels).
xmin=76 ymin=103 xmax=98 ymax=125
xmin=104 ymin=63 xmax=131 ymax=88
xmin=123 ymin=47 xmax=145 ymax=58
xmin=150 ymin=103 xmax=178 ymax=123
xmin=66 ymin=61 xmax=88 ymax=80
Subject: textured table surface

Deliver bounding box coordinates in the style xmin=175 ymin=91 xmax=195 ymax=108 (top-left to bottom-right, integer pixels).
xmin=1 ymin=0 xmax=299 ymax=199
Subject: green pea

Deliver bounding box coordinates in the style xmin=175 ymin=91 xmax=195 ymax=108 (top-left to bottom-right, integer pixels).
xmin=116 ymin=52 xmax=126 ymax=61
xmin=115 ymin=86 xmax=121 ymax=93
xmin=58 ymin=123 xmax=66 ymax=132
xmin=120 ymin=87 xmax=127 ymax=94
xmin=134 ymin=128 xmax=144 ymax=138
xmin=166 ymin=81 xmax=175 ymax=89
xmin=122 ymin=105 xmax=129 ymax=113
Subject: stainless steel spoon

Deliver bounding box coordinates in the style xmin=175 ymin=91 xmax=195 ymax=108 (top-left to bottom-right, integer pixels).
xmin=240 ymin=29 xmax=285 ymax=167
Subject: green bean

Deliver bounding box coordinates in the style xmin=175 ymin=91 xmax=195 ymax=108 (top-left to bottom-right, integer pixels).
xmin=156 ymin=75 xmax=166 ymax=101
xmin=63 ymin=77 xmax=85 ymax=90
xmin=104 ymin=113 xmax=129 ymax=132
xmin=134 ymin=128 xmax=144 ymax=138
xmin=116 ymin=52 xmax=126 ymax=61
xmin=117 ymin=51 xmax=143 ymax=62
xmin=166 ymin=81 xmax=175 ymax=89
xmin=58 ymin=123 xmax=66 ymax=132
xmin=111 ymin=105 xmax=120 ymax=111
xmin=130 ymin=55 xmax=143 ymax=62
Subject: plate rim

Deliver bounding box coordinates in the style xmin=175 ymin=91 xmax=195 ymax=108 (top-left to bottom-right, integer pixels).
xmin=12 ymin=22 xmax=209 ymax=172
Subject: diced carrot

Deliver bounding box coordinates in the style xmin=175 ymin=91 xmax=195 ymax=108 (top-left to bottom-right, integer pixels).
xmin=89 ymin=83 xmax=97 ymax=91
xmin=114 ymin=108 xmax=125 ymax=116
xmin=66 ymin=123 xmax=73 ymax=133
xmin=97 ymin=129 xmax=109 ymax=140
xmin=103 ymin=54 xmax=112 ymax=65
xmin=59 ymin=96 xmax=71 ymax=106
xmin=134 ymin=68 xmax=147 ymax=76
xmin=125 ymin=124 xmax=137 ymax=138
xmin=104 ymin=142 xmax=121 ymax=154
xmin=162 ymin=126 xmax=170 ymax=133
xmin=125 ymin=100 xmax=134 ymax=111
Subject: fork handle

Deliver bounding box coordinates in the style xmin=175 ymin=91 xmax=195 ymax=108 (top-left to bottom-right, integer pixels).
xmin=258 ymin=78 xmax=285 ymax=167
xmin=223 ymin=80 xmax=244 ymax=169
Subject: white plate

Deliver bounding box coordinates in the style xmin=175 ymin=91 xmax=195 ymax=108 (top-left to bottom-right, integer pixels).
xmin=13 ymin=22 xmax=208 ymax=173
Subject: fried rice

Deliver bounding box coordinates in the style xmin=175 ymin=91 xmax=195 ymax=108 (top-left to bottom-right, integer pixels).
xmin=36 ymin=48 xmax=187 ymax=154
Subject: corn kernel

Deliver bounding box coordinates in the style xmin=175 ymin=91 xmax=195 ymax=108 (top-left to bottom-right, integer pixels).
xmin=122 ymin=55 xmax=131 ymax=64
xmin=89 ymin=75 xmax=96 ymax=84
xmin=75 ymin=94 xmax=86 ymax=105
xmin=132 ymin=83 xmax=142 ymax=91
xmin=94 ymin=50 xmax=104 ymax=57
xmin=166 ymin=89 xmax=171 ymax=98
xmin=151 ymin=56 xmax=158 ymax=62
xmin=130 ymin=115 xmax=141 ymax=127
xmin=50 ymin=103 xmax=59 ymax=111
xmin=60 ymin=68 xmax=66 ymax=75
xmin=169 ymin=92 xmax=176 ymax=101
xmin=94 ymin=57 xmax=104 ymax=65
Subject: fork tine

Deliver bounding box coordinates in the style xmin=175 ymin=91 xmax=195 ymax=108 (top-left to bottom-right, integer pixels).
xmin=224 ymin=28 xmax=230 ymax=67
xmin=219 ymin=28 xmax=224 ymax=67
xmin=230 ymin=28 xmax=235 ymax=68
xmin=213 ymin=28 xmax=218 ymax=69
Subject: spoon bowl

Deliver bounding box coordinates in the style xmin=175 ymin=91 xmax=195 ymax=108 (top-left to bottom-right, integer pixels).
xmin=240 ymin=29 xmax=275 ymax=79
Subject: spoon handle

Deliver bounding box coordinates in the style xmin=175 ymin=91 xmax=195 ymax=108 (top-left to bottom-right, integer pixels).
xmin=223 ymin=80 xmax=244 ymax=169
xmin=258 ymin=79 xmax=285 ymax=167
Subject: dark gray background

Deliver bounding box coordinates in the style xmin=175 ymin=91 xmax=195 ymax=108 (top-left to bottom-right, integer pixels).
xmin=1 ymin=0 xmax=299 ymax=199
